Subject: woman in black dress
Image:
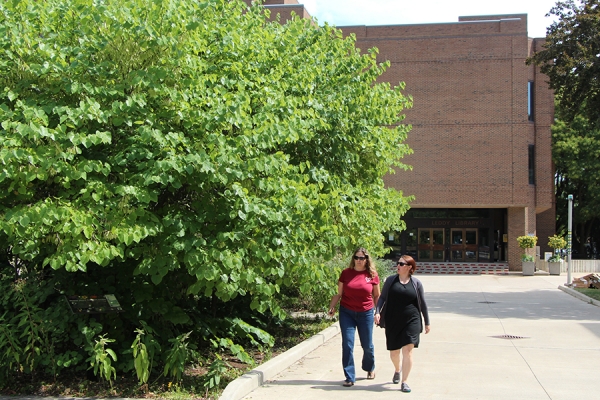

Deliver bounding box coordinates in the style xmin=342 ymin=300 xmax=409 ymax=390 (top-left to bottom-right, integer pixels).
xmin=375 ymin=255 xmax=430 ymax=393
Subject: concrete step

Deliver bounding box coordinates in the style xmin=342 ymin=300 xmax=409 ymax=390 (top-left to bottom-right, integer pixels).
xmin=416 ymin=262 xmax=510 ymax=275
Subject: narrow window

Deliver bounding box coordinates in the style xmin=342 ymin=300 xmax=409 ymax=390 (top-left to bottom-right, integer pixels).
xmin=528 ymin=81 xmax=534 ymax=121
xmin=528 ymin=144 xmax=535 ymax=185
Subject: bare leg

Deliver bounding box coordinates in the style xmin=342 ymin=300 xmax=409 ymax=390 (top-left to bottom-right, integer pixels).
xmin=390 ymin=349 xmax=401 ymax=373
xmin=401 ymin=344 xmax=414 ymax=383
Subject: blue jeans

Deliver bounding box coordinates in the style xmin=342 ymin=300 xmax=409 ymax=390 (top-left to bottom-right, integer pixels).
xmin=339 ymin=305 xmax=375 ymax=383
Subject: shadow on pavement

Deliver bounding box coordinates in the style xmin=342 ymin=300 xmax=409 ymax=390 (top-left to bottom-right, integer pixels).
xmin=261 ymin=380 xmax=398 ymax=393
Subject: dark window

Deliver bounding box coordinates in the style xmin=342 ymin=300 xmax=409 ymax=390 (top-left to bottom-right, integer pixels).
xmin=528 ymin=144 xmax=535 ymax=185
xmin=528 ymin=81 xmax=534 ymax=121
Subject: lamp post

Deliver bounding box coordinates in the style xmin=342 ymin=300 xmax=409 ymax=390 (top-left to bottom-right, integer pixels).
xmin=567 ymin=194 xmax=573 ymax=285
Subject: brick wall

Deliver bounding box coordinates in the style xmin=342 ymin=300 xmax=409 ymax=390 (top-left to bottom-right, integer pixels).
xmin=537 ymin=204 xmax=557 ymax=256
xmin=533 ymin=38 xmax=555 ymax=216
xmin=508 ymin=207 xmax=527 ymax=270
xmin=341 ymin=15 xmax=554 ymax=270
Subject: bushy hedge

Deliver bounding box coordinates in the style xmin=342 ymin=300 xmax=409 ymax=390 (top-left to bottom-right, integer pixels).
xmin=0 ymin=0 xmax=412 ymax=387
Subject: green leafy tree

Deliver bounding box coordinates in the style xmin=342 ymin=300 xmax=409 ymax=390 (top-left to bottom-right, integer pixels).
xmin=552 ymin=109 xmax=600 ymax=256
xmin=0 ymin=0 xmax=413 ymax=380
xmin=528 ymin=1 xmax=600 ymax=256
xmin=528 ymin=0 xmax=600 ymax=126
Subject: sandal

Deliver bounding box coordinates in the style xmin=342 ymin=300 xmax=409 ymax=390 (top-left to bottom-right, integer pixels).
xmin=343 ymin=380 xmax=354 ymax=387
xmin=367 ymin=371 xmax=376 ymax=379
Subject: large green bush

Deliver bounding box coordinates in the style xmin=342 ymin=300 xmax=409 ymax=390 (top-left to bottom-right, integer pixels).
xmin=0 ymin=0 xmax=412 ymax=385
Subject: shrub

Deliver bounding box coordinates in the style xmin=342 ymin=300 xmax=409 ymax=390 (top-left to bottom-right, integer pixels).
xmin=516 ymin=235 xmax=538 ymax=249
xmin=0 ymin=0 xmax=413 ymax=386
xmin=548 ymin=255 xmax=563 ymax=262
xmin=521 ymin=254 xmax=535 ymax=262
xmin=548 ymin=235 xmax=566 ymax=252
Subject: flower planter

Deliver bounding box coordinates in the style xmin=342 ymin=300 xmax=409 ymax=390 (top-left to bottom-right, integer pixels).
xmin=548 ymin=262 xmax=561 ymax=276
xmin=522 ymin=261 xmax=535 ymax=276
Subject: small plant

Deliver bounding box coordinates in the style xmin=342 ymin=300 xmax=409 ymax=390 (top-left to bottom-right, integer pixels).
xmin=163 ymin=331 xmax=192 ymax=382
xmin=85 ymin=334 xmax=117 ymax=388
xmin=131 ymin=326 xmax=160 ymax=385
xmin=521 ymin=254 xmax=535 ymax=262
xmin=203 ymin=354 xmax=230 ymax=397
xmin=548 ymin=235 xmax=566 ymax=262
xmin=0 ymin=312 xmax=22 ymax=382
xmin=517 ymin=235 xmax=537 ymax=263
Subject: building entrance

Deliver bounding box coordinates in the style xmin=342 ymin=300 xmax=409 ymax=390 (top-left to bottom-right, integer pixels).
xmin=450 ymin=228 xmax=478 ymax=261
xmin=384 ymin=208 xmax=506 ymax=263
xmin=417 ymin=229 xmax=445 ymax=261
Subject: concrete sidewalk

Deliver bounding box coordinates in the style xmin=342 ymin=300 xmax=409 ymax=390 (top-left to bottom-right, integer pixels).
xmin=223 ymin=273 xmax=600 ymax=400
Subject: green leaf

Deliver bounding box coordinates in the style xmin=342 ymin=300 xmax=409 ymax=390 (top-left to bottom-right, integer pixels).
xmin=19 ymin=215 xmax=31 ymax=227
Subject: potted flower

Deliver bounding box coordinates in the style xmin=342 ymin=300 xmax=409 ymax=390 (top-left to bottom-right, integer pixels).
xmin=517 ymin=235 xmax=538 ymax=276
xmin=547 ymin=234 xmax=566 ymax=275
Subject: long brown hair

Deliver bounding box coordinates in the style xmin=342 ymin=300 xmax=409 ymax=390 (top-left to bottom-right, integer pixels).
xmin=349 ymin=247 xmax=377 ymax=278
xmin=399 ymin=254 xmax=417 ymax=275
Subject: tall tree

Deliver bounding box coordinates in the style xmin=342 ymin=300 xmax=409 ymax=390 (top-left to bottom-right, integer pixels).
xmin=0 ymin=0 xmax=413 ymax=378
xmin=528 ymin=0 xmax=600 ymax=126
xmin=552 ymin=107 xmax=600 ymax=257
xmin=528 ymin=0 xmax=600 ymax=257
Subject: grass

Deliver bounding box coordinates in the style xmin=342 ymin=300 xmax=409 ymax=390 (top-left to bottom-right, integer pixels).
xmin=574 ymin=287 xmax=600 ymax=302
xmin=0 ymin=315 xmax=334 ymax=400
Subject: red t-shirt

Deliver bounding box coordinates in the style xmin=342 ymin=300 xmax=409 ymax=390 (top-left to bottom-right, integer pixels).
xmin=339 ymin=268 xmax=380 ymax=312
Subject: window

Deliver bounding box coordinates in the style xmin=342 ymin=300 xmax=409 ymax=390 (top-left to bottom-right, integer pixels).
xmin=528 ymin=81 xmax=534 ymax=121
xmin=528 ymin=144 xmax=535 ymax=185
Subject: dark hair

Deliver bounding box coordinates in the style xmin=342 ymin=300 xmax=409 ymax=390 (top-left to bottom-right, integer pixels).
xmin=399 ymin=255 xmax=417 ymax=275
xmin=349 ymin=247 xmax=377 ymax=278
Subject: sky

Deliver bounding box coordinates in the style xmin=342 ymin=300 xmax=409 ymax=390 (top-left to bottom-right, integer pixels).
xmin=301 ymin=0 xmax=559 ymax=38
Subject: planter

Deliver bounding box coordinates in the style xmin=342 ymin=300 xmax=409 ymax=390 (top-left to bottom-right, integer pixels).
xmin=548 ymin=262 xmax=561 ymax=276
xmin=522 ymin=261 xmax=535 ymax=276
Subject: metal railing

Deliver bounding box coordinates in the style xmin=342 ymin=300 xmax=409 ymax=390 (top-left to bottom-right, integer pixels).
xmin=536 ymin=259 xmax=600 ymax=273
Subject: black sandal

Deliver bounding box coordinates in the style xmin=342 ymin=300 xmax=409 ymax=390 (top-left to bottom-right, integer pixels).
xmin=343 ymin=380 xmax=354 ymax=387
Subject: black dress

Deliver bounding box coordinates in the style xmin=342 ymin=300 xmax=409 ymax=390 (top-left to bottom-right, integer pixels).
xmin=384 ymin=276 xmax=422 ymax=350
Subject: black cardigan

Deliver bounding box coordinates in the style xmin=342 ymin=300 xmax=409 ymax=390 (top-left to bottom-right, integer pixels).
xmin=375 ymin=274 xmax=430 ymax=330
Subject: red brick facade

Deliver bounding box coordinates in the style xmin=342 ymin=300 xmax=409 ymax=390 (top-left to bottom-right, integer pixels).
xmin=247 ymin=2 xmax=555 ymax=270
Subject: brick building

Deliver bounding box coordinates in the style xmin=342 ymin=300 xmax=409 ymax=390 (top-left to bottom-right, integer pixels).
xmin=246 ymin=1 xmax=555 ymax=271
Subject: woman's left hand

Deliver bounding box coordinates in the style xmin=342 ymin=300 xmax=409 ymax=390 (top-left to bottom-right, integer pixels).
xmin=425 ymin=325 xmax=431 ymax=334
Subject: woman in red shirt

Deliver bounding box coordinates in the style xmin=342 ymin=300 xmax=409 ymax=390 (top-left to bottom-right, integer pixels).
xmin=328 ymin=247 xmax=380 ymax=386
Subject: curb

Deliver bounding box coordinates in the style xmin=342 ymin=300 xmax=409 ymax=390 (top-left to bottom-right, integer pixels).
xmin=219 ymin=322 xmax=340 ymax=400
xmin=558 ymin=285 xmax=600 ymax=307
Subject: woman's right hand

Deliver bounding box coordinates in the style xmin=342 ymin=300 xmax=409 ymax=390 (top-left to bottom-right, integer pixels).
xmin=374 ymin=313 xmax=380 ymax=325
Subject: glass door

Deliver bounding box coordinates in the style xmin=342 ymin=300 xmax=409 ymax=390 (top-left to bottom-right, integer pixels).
xmin=405 ymin=229 xmax=417 ymax=260
xmin=451 ymin=229 xmax=478 ymax=261
xmin=418 ymin=229 xmax=445 ymax=261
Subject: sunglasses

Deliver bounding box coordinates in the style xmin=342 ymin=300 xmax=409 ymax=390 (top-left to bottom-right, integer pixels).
xmin=397 ymin=262 xmax=409 ymax=266
xmin=353 ymin=256 xmax=367 ymax=261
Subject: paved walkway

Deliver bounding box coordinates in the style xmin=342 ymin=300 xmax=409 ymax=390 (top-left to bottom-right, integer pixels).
xmin=223 ymin=273 xmax=600 ymax=400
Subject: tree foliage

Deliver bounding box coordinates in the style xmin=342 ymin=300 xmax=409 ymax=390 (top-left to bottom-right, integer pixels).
xmin=552 ymin=107 xmax=600 ymax=256
xmin=0 ymin=0 xmax=412 ymax=382
xmin=528 ymin=0 xmax=600 ymax=126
